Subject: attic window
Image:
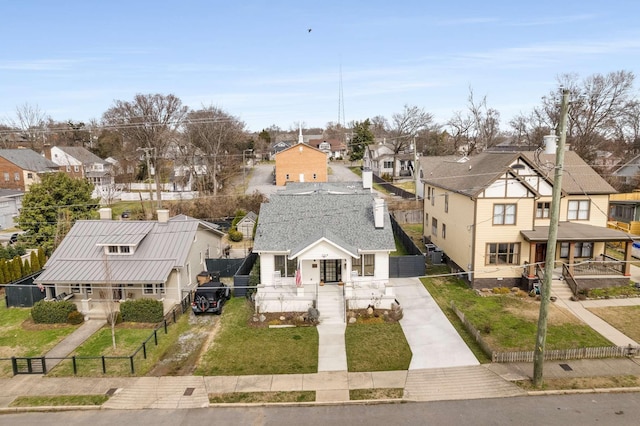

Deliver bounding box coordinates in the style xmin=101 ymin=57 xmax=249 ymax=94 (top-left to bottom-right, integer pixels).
xmin=106 ymin=245 xmax=133 ymax=255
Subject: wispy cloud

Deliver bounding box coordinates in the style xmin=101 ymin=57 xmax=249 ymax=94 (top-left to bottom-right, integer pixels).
xmin=506 ymin=13 xmax=596 ymax=27
xmin=0 ymin=59 xmax=89 ymax=71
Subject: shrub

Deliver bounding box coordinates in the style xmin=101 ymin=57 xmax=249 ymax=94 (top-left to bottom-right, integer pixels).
xmin=228 ymin=229 xmax=243 ymax=242
xmin=120 ymin=298 xmax=164 ymax=323
xmin=67 ymin=310 xmax=85 ymax=325
xmin=31 ymin=300 xmax=78 ymax=324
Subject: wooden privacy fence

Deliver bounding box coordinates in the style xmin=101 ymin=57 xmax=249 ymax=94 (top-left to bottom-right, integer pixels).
xmin=450 ymin=301 xmax=639 ymax=363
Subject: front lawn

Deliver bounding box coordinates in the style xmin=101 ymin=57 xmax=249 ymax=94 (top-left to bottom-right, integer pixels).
xmin=345 ymin=321 xmax=412 ymax=372
xmin=588 ymin=306 xmax=640 ymax=342
xmin=422 ymin=276 xmax=612 ymax=353
xmin=195 ymin=298 xmax=318 ymax=375
xmin=0 ymin=300 xmax=78 ymax=377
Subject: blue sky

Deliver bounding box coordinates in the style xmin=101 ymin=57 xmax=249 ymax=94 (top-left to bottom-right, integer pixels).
xmin=1 ymin=0 xmax=639 ymax=133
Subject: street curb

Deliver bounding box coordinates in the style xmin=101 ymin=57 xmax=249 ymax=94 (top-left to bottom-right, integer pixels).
xmin=0 ymin=405 xmax=101 ymax=414
xmin=527 ymin=386 xmax=640 ymax=396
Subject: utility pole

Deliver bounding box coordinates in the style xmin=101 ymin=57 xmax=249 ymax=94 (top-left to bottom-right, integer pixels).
xmin=414 ymin=136 xmax=419 ymax=201
xmin=137 ymin=147 xmax=155 ymax=214
xmin=533 ymin=88 xmax=570 ymax=387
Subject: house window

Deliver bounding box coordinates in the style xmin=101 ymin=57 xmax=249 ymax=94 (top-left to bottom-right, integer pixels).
xmin=108 ymin=246 xmax=118 ymax=254
xmin=286 ymin=257 xmax=296 ymax=277
xmin=536 ymin=202 xmax=550 ymax=218
xmin=432 ymin=217 xmax=438 ymax=236
xmin=352 ymin=255 xmax=361 ymax=275
xmin=427 ymin=187 xmax=431 ymax=200
xmin=157 ymin=283 xmax=165 ymax=294
xmin=431 ymin=189 xmax=435 ymax=206
xmin=27 ymin=172 xmax=33 ymax=179
xmin=486 ymin=243 xmax=520 ymax=265
xmin=493 ymin=204 xmax=516 ymax=225
xmin=442 ymin=223 xmax=446 ymax=239
xmin=66 ymin=165 xmax=71 ymax=172
xmin=560 ymin=242 xmax=593 ymax=258
xmin=144 ymin=284 xmax=154 ymax=294
xmin=84 ymin=284 xmax=92 ymax=294
xmin=120 ymin=246 xmax=130 ymax=254
xmin=74 ymin=165 xmax=80 ymax=172
xmin=444 ymin=194 xmax=449 ymax=213
xmin=274 ymin=255 xmax=286 ymax=276
xmin=568 ymin=200 xmax=590 ymax=220
xmin=14 ymin=172 xmax=19 ymax=181
xmin=71 ymin=284 xmax=81 ymax=293
xmin=363 ymin=254 xmax=375 ymax=276
xmin=383 ymin=161 xmax=393 ymax=169
xmin=3 ymin=172 xmax=8 ymax=182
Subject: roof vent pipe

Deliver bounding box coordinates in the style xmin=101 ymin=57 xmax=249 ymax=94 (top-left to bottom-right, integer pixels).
xmin=157 ymin=209 xmax=170 ymax=223
xmin=99 ymin=208 xmax=112 ymax=220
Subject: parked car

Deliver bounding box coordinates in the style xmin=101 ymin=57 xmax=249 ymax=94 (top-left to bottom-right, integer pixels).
xmin=8 ymin=233 xmax=18 ymax=244
xmin=121 ymin=211 xmax=130 ymax=219
xmin=191 ymin=281 xmax=230 ymax=315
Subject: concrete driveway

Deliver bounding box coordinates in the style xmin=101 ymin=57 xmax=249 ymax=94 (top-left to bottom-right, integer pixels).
xmin=392 ymin=277 xmax=479 ymax=370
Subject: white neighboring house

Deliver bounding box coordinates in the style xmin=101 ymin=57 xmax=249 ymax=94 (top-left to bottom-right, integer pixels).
xmin=0 ymin=189 xmax=23 ymax=229
xmin=252 ymin=180 xmax=396 ymax=318
xmin=34 ymin=209 xmax=225 ymax=319
xmin=46 ymin=146 xmax=114 ymax=198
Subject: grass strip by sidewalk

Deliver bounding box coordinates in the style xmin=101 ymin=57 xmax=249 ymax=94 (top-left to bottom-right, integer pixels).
xmin=209 ymin=391 xmax=315 ymax=403
xmin=196 ymin=298 xmax=318 ymax=376
xmin=587 ymin=306 xmax=640 ymax=342
xmin=349 ymin=388 xmax=404 ymax=400
xmin=515 ymin=375 xmax=639 ymax=391
xmin=10 ymin=395 xmax=109 ymax=407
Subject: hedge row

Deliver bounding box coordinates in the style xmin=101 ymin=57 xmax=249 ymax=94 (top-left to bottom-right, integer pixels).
xmin=31 ymin=300 xmax=78 ymax=324
xmin=120 ymin=298 xmax=164 ymax=323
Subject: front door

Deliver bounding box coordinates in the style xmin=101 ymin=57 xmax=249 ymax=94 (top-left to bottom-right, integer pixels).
xmin=320 ymin=260 xmax=341 ymax=283
xmin=535 ymin=243 xmax=547 ymax=266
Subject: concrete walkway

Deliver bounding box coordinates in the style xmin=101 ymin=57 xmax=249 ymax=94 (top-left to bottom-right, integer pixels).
xmin=551 ymin=280 xmax=639 ymax=346
xmin=44 ymin=319 xmax=106 ymax=369
xmin=393 ymin=277 xmax=479 ymax=369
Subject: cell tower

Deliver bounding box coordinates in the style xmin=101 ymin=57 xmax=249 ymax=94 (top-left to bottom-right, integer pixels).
xmin=338 ymin=63 xmax=345 ymax=127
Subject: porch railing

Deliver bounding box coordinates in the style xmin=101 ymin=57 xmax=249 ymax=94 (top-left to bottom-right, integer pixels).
xmin=571 ymin=259 xmax=625 ymax=276
xmin=562 ymin=264 xmax=579 ymax=296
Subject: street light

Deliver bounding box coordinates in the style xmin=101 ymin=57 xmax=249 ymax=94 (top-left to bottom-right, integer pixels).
xmin=243 ymin=149 xmax=253 ymax=190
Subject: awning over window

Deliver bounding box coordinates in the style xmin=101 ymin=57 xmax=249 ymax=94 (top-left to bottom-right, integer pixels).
xmin=520 ymin=222 xmax=635 ymax=243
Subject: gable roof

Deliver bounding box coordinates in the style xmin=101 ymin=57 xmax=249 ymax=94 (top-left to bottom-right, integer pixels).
xmin=53 ymin=146 xmax=107 ymax=165
xmin=238 ymin=211 xmax=257 ymax=224
xmin=253 ymin=183 xmax=395 ymax=254
xmin=275 ymin=142 xmax=327 ymax=157
xmin=422 ymin=151 xmax=615 ymax=197
xmin=35 ymin=217 xmax=222 ymax=285
xmin=0 ymin=149 xmax=59 ymax=172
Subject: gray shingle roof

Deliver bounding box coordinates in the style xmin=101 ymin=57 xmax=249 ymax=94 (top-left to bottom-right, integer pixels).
xmin=0 ymin=149 xmax=59 ymax=172
xmin=55 ymin=146 xmax=106 ymax=165
xmin=421 ymin=151 xmax=615 ymax=196
xmin=253 ymin=183 xmax=395 ymax=255
xmin=35 ymin=218 xmax=217 ymax=284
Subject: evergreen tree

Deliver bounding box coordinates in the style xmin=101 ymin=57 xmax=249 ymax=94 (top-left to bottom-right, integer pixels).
xmin=30 ymin=250 xmax=41 ymax=272
xmin=349 ymin=119 xmax=375 ymax=161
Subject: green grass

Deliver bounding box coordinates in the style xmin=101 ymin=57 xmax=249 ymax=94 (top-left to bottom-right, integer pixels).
xmin=0 ymin=300 xmax=78 ymax=377
xmin=345 ymin=322 xmax=412 ymax=372
xmin=349 ymin=388 xmax=404 ymax=400
xmin=209 ymin=391 xmax=315 ymax=403
xmin=9 ymin=395 xmax=109 ymax=407
xmin=391 ymin=236 xmax=409 ymax=256
xmin=49 ymin=314 xmax=191 ymax=377
xmin=195 ymin=298 xmax=318 ymax=375
xmin=422 ymin=276 xmax=612 ymax=354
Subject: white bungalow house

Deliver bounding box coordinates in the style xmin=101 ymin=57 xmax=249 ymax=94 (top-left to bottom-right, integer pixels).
xmin=252 ymin=180 xmax=396 ymax=320
xmin=34 ymin=209 xmax=225 ymax=319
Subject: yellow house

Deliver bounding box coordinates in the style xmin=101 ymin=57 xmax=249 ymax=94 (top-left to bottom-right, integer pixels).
xmin=274 ymin=143 xmax=328 ymax=186
xmin=421 ymin=151 xmax=633 ymax=290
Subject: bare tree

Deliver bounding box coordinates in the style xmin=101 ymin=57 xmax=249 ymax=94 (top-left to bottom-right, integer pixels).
xmin=102 ymin=94 xmax=188 ymax=207
xmin=536 ymin=71 xmax=635 ymax=161
xmin=183 ymin=106 xmax=247 ymax=195
xmin=6 ymin=103 xmax=50 ymax=150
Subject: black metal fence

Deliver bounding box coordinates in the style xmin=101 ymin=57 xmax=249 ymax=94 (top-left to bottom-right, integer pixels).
xmin=4 ymin=295 xmax=190 ymax=377
xmin=4 ymin=271 xmax=45 ymax=308
xmin=371 ymin=173 xmax=419 ymax=200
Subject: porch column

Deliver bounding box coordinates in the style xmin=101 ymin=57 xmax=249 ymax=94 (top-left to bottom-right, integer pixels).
xmin=528 ymin=243 xmax=536 ymax=277
xmin=568 ymin=242 xmax=575 ymax=275
xmin=624 ymin=240 xmax=632 ymax=276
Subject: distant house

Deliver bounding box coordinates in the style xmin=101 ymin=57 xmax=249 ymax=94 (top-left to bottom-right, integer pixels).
xmin=363 ymin=143 xmax=415 ymax=179
xmin=274 ymin=143 xmax=328 ymax=186
xmin=34 ymin=209 xmax=226 ymax=319
xmin=269 ymin=141 xmax=292 ymax=160
xmin=0 ymin=189 xmax=23 ymax=229
xmin=45 ymin=145 xmax=114 ymax=188
xmin=308 ymin=139 xmax=347 ymax=160
xmin=0 ymin=149 xmax=61 ymax=191
xmin=612 ymin=154 xmax=640 ymax=185
xmin=252 ymin=181 xmax=396 ymax=317
xmin=236 ymin=211 xmax=257 ymax=240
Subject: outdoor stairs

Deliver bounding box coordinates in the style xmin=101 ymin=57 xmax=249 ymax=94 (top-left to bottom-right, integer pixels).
xmin=403 ymin=365 xmax=526 ymax=401
xmin=317 ymin=284 xmax=345 ymax=325
xmin=551 ymin=278 xmax=574 ymax=301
